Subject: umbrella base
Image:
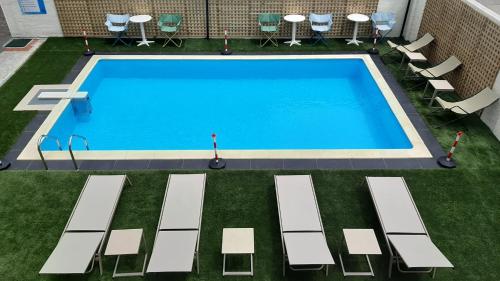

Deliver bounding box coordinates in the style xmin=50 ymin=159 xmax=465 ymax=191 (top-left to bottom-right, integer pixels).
xmin=437 ymin=156 xmax=456 ymax=168
xmin=0 ymin=160 xmax=11 ymax=171
xmin=209 ymin=158 xmax=226 ymax=169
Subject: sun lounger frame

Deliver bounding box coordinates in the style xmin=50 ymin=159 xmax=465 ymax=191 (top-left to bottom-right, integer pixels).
xmin=40 ymin=175 xmax=131 ymax=275
xmin=148 ymin=173 xmax=206 ymax=274
xmin=366 ymin=176 xmax=452 ymax=278
xmin=275 ymin=175 xmax=334 ymax=276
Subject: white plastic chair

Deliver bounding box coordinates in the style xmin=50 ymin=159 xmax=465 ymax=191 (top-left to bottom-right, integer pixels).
xmin=309 ymin=13 xmax=333 ymax=45
xmin=105 ymin=14 xmax=130 ymax=46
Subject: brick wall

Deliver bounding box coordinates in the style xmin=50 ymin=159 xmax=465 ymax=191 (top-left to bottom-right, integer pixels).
xmin=54 ymin=0 xmax=379 ymax=39
xmin=419 ymin=0 xmax=500 ymax=98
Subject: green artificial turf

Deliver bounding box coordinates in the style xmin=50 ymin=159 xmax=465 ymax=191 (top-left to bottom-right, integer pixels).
xmin=0 ymin=37 xmax=500 ymax=281
xmin=0 ymin=170 xmax=499 ymax=281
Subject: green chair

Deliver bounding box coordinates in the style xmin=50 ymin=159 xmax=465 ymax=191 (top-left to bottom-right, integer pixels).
xmin=258 ymin=13 xmax=281 ymax=47
xmin=158 ymin=14 xmax=183 ymax=47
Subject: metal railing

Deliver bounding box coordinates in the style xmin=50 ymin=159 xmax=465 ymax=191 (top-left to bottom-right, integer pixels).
xmin=37 ymin=134 xmax=62 ymax=170
xmin=68 ymin=134 xmax=89 ymax=170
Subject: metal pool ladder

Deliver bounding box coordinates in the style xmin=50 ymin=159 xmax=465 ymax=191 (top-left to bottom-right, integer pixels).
xmin=37 ymin=134 xmax=62 ymax=170
xmin=69 ymin=134 xmax=89 ymax=170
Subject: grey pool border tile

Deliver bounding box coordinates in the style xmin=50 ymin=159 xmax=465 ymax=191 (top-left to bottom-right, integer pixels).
xmin=2 ymin=51 xmax=445 ymax=171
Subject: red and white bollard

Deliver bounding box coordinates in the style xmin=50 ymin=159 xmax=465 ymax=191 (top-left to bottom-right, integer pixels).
xmin=437 ymin=131 xmax=464 ymax=168
xmin=209 ymin=133 xmax=226 ymax=169
xmin=221 ymin=29 xmax=232 ymax=55
xmin=367 ymin=28 xmax=380 ymax=54
xmin=83 ymin=30 xmax=95 ymax=56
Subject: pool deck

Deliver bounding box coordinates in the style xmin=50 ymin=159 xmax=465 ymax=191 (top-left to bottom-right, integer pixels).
xmin=3 ymin=51 xmax=445 ymax=170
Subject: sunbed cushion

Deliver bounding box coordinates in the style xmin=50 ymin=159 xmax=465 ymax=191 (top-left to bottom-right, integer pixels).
xmin=147 ymin=230 xmax=199 ymax=273
xmin=388 ymin=234 xmax=453 ymax=268
xmin=366 ymin=177 xmax=426 ymax=234
xmin=275 ymin=175 xmax=322 ymax=232
xmin=39 ymin=232 xmax=104 ymax=274
xmin=66 ymin=175 xmax=126 ymax=231
xmin=159 ymin=174 xmax=206 ymax=230
xmin=283 ymin=232 xmax=335 ymax=265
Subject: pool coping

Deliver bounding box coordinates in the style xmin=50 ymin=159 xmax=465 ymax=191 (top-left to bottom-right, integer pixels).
xmin=4 ymin=51 xmax=445 ymax=170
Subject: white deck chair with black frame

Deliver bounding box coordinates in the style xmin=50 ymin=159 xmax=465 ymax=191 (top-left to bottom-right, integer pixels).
xmin=275 ymin=175 xmax=335 ymax=276
xmin=147 ymin=174 xmax=206 ymax=275
xmin=366 ymin=177 xmax=453 ymax=278
xmin=40 ymin=175 xmax=131 ymax=275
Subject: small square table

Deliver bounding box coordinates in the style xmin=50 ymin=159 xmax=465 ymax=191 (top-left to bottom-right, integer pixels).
xmin=402 ymin=51 xmax=427 ymax=73
xmin=338 ymin=229 xmax=381 ymax=276
xmin=423 ymin=80 xmax=455 ymax=107
xmin=222 ymin=228 xmax=254 ymax=276
xmin=105 ymin=229 xmax=148 ymax=277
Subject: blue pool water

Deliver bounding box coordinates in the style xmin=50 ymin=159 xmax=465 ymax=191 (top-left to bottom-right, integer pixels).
xmin=43 ymin=59 xmax=412 ymax=151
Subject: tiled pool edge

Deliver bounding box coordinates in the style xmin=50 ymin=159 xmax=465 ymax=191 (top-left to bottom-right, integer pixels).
xmin=3 ymin=52 xmax=444 ymax=170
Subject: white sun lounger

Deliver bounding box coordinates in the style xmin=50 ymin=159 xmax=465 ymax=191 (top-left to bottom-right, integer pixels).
xmin=387 ymin=33 xmax=434 ymax=54
xmin=366 ymin=177 xmax=453 ymax=278
xmin=147 ymin=174 xmax=206 ymax=274
xmin=275 ymin=175 xmax=335 ymax=276
xmin=407 ymin=56 xmax=462 ymax=79
xmin=40 ymin=175 xmax=130 ymax=275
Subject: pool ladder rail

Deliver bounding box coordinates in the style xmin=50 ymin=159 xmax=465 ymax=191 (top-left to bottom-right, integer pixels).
xmin=37 ymin=134 xmax=90 ymax=170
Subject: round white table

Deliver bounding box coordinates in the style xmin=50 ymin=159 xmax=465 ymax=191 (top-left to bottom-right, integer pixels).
xmin=130 ymin=15 xmax=154 ymax=47
xmin=346 ymin=13 xmax=369 ymax=46
xmin=284 ymin=14 xmax=305 ymax=46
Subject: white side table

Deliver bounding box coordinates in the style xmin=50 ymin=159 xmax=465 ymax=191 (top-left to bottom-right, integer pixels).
xmin=284 ymin=14 xmax=305 ymax=46
xmin=402 ymin=51 xmax=427 ymax=73
xmin=339 ymin=229 xmax=381 ymax=276
xmin=424 ymin=80 xmax=455 ymax=107
xmin=222 ymin=228 xmax=254 ymax=276
xmin=130 ymin=15 xmax=154 ymax=47
xmin=105 ymin=229 xmax=148 ymax=278
xmin=346 ymin=14 xmax=369 ymax=45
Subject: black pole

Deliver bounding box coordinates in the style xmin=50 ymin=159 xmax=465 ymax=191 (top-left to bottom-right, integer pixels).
xmin=205 ymin=0 xmax=210 ymax=39
xmin=400 ymin=0 xmax=413 ymax=38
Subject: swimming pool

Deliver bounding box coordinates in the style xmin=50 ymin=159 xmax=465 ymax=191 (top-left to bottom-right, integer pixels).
xmin=20 ymin=55 xmax=431 ymax=160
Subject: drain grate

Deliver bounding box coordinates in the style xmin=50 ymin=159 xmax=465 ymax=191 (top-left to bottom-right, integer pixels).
xmin=4 ymin=38 xmax=32 ymax=48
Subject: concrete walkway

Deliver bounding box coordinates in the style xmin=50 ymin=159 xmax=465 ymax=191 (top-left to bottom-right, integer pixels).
xmin=0 ymin=38 xmax=45 ymax=87
xmin=0 ymin=5 xmax=10 ymax=50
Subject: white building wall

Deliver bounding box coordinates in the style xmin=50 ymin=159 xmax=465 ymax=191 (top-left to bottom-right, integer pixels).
xmin=0 ymin=0 xmax=62 ymax=37
xmin=481 ymin=71 xmax=500 ymax=140
xmin=376 ymin=0 xmax=409 ymax=37
xmin=403 ymin=0 xmax=427 ymax=41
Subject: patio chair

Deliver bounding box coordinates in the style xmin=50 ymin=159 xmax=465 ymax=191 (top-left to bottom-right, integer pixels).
xmin=309 ymin=13 xmax=333 ymax=45
xmin=384 ymin=33 xmax=434 ymax=56
xmin=366 ymin=177 xmax=453 ymax=278
xmin=158 ymin=14 xmax=183 ymax=48
xmin=40 ymin=175 xmax=131 ymax=275
xmin=259 ymin=13 xmax=281 ymax=47
xmin=371 ymin=12 xmax=396 ymax=39
xmin=433 ymin=87 xmax=499 ymax=127
xmin=147 ymin=174 xmax=206 ymax=274
xmin=275 ymin=175 xmax=335 ymax=276
xmin=105 ymin=14 xmax=131 ymax=47
xmin=406 ymin=56 xmax=462 ymax=79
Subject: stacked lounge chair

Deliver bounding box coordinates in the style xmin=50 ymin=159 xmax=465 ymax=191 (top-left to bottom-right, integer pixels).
xmin=147 ymin=174 xmax=206 ymax=274
xmin=366 ymin=177 xmax=453 ymax=278
xmin=275 ymin=175 xmax=335 ymax=276
xmin=40 ymin=175 xmax=130 ymax=275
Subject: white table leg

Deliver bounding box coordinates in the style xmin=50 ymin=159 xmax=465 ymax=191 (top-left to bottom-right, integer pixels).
xmin=284 ymin=22 xmax=301 ymax=46
xmin=137 ymin=22 xmax=154 ymax=47
xmin=346 ymin=22 xmax=363 ymax=45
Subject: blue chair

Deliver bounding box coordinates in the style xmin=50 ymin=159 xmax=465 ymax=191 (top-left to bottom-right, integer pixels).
xmin=105 ymin=14 xmax=131 ymax=46
xmin=371 ymin=12 xmax=396 ymax=39
xmin=309 ymin=13 xmax=333 ymax=45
